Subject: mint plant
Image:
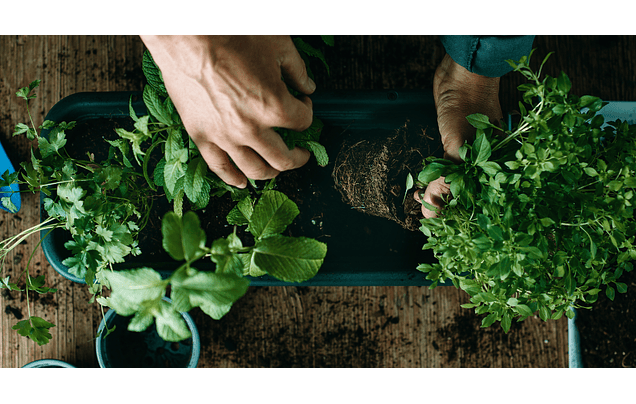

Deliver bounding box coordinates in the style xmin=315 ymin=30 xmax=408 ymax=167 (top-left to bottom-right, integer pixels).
xmin=416 ymin=51 xmax=636 ymax=332
xmin=102 ymin=190 xmax=326 ymax=341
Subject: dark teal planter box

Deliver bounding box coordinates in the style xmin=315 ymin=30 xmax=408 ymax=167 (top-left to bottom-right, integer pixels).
xmin=39 ymin=90 xmax=442 ymax=287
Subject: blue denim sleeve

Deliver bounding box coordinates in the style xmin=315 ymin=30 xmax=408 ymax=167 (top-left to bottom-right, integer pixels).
xmin=440 ymin=35 xmax=535 ymax=77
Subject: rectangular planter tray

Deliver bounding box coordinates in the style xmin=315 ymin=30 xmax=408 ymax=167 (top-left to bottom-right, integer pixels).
xmin=40 ymin=90 xmax=443 ymax=287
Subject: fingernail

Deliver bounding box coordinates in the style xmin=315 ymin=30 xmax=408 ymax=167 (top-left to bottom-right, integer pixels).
xmin=307 ymin=77 xmax=316 ymax=92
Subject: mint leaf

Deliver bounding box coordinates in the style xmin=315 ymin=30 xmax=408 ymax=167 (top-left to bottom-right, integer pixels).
xmin=171 ymin=269 xmax=250 ymax=320
xmin=300 ymin=140 xmax=329 ymax=167
xmin=154 ymin=299 xmax=192 ymax=342
xmin=143 ymin=85 xmax=173 ymax=126
xmin=102 ymin=268 xmax=166 ymax=316
xmin=142 ymin=50 xmax=168 ymax=97
xmin=161 ymin=211 xmax=206 ymax=262
xmin=184 ymin=156 xmax=210 ymax=206
xmin=253 ymin=235 xmax=327 ymax=282
xmin=248 ymin=190 xmax=299 ymax=239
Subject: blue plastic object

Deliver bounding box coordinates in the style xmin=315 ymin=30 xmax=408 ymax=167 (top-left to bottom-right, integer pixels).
xmin=0 ymin=140 xmax=21 ymax=213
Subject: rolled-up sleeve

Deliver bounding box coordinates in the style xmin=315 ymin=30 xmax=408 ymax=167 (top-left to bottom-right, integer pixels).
xmin=440 ymin=35 xmax=535 ymax=78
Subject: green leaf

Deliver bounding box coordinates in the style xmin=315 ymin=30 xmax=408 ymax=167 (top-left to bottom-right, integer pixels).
xmin=606 ymin=285 xmax=616 ymax=301
xmin=154 ymin=299 xmax=192 ymax=342
xmin=227 ymin=195 xmax=254 ymax=226
xmin=249 ymin=190 xmax=299 ymax=239
xmin=501 ymin=312 xmax=512 ymax=333
xmin=142 ymin=50 xmax=168 ymax=97
xmin=163 ymin=159 xmax=186 ymax=195
xmin=13 ymin=122 xmax=30 ymax=136
xmin=143 ymin=85 xmax=172 ymax=125
xmin=27 ymin=275 xmax=57 ymax=294
xmin=114 ymin=127 xmax=149 ymax=165
xmin=184 ymin=157 xmax=210 ymax=206
xmin=515 ymin=304 xmax=534 ymax=318
xmin=321 ymin=35 xmax=335 ymax=46
xmin=12 ymin=317 xmax=55 ymax=346
xmin=0 ymin=276 xmax=21 ymax=291
xmin=481 ymin=313 xmax=498 ymax=328
xmin=418 ymin=160 xmax=453 ymax=184
xmin=171 ymin=269 xmax=250 ymax=320
xmin=301 ymin=140 xmax=329 ymax=167
xmin=466 ymin=113 xmax=495 ymax=130
xmin=293 ymin=37 xmax=329 ymax=75
xmin=161 ymin=211 xmax=206 ymax=262
xmin=38 ymin=127 xmax=67 ymax=158
xmin=458 ymin=278 xmax=482 ymax=295
xmin=556 ymin=71 xmax=572 ymax=94
xmin=103 ymin=268 xmax=166 ymax=316
xmin=16 ymin=80 xmax=40 ymax=100
xmin=1 ymin=197 xmax=18 ymax=213
xmin=616 ymin=282 xmax=628 ymax=293
xmin=471 ymin=132 xmax=492 ymax=164
xmin=253 ymin=235 xmax=327 ymax=282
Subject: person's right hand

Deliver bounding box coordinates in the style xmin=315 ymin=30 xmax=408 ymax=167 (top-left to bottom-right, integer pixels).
xmin=416 ymin=54 xmax=503 ymax=218
xmin=140 ymin=35 xmax=316 ymax=188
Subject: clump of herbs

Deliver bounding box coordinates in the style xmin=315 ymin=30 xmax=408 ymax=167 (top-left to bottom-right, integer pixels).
xmin=416 ymin=51 xmax=636 ymax=332
xmin=1 ymin=80 xmax=150 ymax=344
xmin=0 ymin=36 xmax=333 ymax=344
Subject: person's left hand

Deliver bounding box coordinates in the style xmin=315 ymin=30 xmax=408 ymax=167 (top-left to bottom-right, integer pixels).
xmin=416 ymin=54 xmax=503 ymax=218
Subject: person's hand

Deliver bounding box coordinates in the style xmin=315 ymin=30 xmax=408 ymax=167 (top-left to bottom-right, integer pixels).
xmin=140 ymin=35 xmax=316 ymax=188
xmin=416 ymin=54 xmax=503 ymax=218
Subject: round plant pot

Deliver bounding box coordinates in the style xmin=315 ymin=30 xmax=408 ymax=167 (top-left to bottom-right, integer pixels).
xmin=22 ymin=359 xmax=75 ymax=368
xmin=95 ymin=297 xmax=200 ymax=368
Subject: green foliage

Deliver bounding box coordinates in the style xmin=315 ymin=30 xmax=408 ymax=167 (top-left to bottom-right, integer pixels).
xmin=417 ymin=51 xmax=636 ymax=332
xmin=2 ymin=36 xmax=334 ymax=345
xmin=101 ymin=194 xmax=326 ymax=342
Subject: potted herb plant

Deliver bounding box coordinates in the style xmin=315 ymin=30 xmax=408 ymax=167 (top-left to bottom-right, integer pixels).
xmin=95 ymin=297 xmax=200 ymax=368
xmin=414 ymin=51 xmax=636 ymax=336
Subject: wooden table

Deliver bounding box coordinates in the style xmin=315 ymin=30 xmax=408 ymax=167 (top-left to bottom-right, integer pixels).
xmin=3 ymin=35 xmax=632 ymax=368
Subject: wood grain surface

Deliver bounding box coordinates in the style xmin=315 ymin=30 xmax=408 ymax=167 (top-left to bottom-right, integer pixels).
xmin=3 ymin=35 xmax=631 ymax=368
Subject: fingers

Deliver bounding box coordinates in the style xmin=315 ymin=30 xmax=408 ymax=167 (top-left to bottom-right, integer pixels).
xmin=196 ymin=127 xmax=311 ymax=188
xmin=249 ymin=127 xmax=311 ymax=172
xmin=195 ymin=141 xmax=248 ymax=188
xmin=415 ymin=177 xmax=451 ymax=219
xmin=279 ymin=38 xmax=317 ymax=96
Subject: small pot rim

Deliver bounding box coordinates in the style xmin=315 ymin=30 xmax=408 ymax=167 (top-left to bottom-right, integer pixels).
xmin=22 ymin=359 xmax=75 ymax=368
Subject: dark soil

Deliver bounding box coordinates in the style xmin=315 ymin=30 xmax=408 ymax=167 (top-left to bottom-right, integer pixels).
xmin=101 ymin=312 xmax=194 ymax=367
xmin=576 ymin=267 xmax=636 ymax=368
